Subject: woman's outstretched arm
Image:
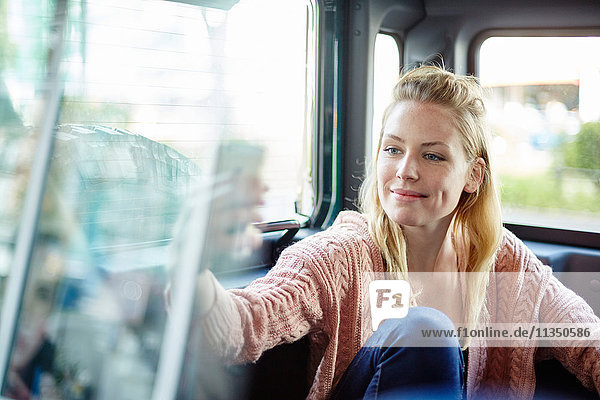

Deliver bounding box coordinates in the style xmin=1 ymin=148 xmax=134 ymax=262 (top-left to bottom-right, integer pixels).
xmin=195 ymin=246 xmax=330 ymax=364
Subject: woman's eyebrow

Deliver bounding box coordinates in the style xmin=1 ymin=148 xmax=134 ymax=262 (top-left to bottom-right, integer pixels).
xmin=422 ymin=141 xmax=450 ymax=148
xmin=381 ymin=133 xmax=404 ymax=142
xmin=382 ymin=134 xmax=450 ymax=149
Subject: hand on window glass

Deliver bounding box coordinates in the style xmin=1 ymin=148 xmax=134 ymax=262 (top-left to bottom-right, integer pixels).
xmin=165 ymin=143 xmax=266 ymax=313
xmin=168 ymin=141 xmax=266 ymax=276
xmin=205 ymin=173 xmax=266 ymax=268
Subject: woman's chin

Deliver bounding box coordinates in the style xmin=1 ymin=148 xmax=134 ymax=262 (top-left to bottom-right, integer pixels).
xmin=387 ymin=214 xmax=423 ymax=228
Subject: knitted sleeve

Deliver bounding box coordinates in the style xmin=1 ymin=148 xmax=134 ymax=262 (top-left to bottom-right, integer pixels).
xmin=539 ymin=271 xmax=600 ymax=393
xmin=198 ymin=241 xmax=333 ymax=365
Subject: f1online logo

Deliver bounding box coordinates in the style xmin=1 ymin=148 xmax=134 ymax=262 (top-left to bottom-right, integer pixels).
xmin=369 ymin=280 xmax=411 ymax=331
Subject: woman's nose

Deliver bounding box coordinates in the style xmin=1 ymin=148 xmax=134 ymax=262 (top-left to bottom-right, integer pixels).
xmin=395 ymin=155 xmax=419 ymax=181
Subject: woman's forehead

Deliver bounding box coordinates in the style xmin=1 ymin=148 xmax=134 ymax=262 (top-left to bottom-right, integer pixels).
xmin=382 ymin=101 xmax=462 ymax=145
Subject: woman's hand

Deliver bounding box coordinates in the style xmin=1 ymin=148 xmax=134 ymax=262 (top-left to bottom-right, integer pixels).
xmin=202 ymin=173 xmax=267 ymax=271
xmin=165 ymin=142 xmax=266 ymax=312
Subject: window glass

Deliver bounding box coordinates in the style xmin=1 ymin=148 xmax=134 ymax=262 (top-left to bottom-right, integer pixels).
xmin=372 ymin=33 xmax=400 ymax=158
xmin=0 ymin=0 xmax=53 ymax=311
xmin=1 ymin=0 xmax=315 ymax=398
xmin=479 ymin=36 xmax=600 ymax=232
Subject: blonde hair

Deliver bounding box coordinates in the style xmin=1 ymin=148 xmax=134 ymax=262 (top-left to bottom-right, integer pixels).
xmin=359 ymin=66 xmax=503 ymax=336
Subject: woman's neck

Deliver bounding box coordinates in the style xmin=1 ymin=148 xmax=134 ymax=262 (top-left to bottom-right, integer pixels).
xmin=403 ymin=217 xmax=456 ymax=273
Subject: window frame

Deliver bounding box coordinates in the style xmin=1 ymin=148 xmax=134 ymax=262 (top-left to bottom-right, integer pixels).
xmin=469 ymin=28 xmax=600 ymax=77
xmin=468 ymin=28 xmax=600 ymax=249
xmin=377 ymin=29 xmax=403 ymax=66
xmin=309 ymin=0 xmax=344 ymax=228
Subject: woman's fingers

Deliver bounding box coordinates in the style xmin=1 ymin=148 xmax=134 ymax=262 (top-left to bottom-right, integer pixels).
xmin=202 ymin=174 xmax=266 ymax=269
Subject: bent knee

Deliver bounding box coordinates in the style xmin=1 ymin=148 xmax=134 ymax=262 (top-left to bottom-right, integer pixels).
xmin=405 ymin=307 xmax=455 ymax=331
xmin=370 ymin=307 xmax=459 ymax=348
xmin=377 ymin=307 xmax=454 ymax=332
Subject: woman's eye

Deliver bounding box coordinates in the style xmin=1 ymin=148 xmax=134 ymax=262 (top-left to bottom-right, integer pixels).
xmin=383 ymin=147 xmax=401 ymax=155
xmin=425 ymin=153 xmax=444 ymax=161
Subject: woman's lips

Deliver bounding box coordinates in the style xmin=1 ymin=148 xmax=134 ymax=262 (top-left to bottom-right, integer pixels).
xmin=390 ymin=188 xmax=427 ymax=202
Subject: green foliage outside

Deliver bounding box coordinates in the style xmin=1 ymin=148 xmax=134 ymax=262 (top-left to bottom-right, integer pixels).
xmin=502 ymin=121 xmax=600 ymax=213
xmin=561 ymin=121 xmax=600 ymax=170
xmin=0 ymin=1 xmax=16 ymax=70
xmin=499 ymin=172 xmax=600 ymax=213
xmin=60 ymin=99 xmax=132 ymax=127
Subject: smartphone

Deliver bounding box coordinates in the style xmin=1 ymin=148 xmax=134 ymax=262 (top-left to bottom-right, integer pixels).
xmin=200 ymin=141 xmax=265 ymax=272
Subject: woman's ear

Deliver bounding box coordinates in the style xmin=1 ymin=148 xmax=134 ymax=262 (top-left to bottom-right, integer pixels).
xmin=464 ymin=157 xmax=485 ymax=193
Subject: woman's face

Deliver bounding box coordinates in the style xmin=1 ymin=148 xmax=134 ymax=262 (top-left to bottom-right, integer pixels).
xmin=377 ymin=100 xmax=478 ymax=231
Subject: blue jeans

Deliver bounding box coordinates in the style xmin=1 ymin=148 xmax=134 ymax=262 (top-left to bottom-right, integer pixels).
xmin=331 ymin=307 xmax=464 ymax=399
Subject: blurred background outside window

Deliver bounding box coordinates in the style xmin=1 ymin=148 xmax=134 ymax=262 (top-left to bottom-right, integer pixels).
xmin=479 ymin=36 xmax=600 ymax=232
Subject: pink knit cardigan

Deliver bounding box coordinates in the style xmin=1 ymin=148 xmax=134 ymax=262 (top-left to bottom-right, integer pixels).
xmin=201 ymin=211 xmax=600 ymax=399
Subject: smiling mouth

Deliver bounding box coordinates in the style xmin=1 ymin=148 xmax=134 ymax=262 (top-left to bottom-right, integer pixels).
xmin=390 ymin=189 xmax=427 ymax=201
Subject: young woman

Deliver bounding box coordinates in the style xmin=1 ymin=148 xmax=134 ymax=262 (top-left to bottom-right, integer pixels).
xmin=186 ymin=66 xmax=600 ymax=399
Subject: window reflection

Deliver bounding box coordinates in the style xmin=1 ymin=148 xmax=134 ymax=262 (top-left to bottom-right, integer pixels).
xmin=0 ymin=0 xmax=49 ymax=309
xmin=0 ymin=110 xmax=31 ymax=305
xmin=1 ymin=0 xmax=313 ymax=398
xmin=4 ymin=124 xmax=200 ymax=399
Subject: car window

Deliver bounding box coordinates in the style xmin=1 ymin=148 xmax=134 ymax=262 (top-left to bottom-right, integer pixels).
xmin=0 ymin=0 xmax=316 ymax=397
xmin=479 ymin=36 xmax=600 ymax=232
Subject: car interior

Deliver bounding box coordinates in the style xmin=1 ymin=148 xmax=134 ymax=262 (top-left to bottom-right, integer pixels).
xmin=0 ymin=0 xmax=598 ymax=399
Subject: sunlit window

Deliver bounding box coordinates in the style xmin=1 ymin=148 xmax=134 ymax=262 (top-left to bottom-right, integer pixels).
xmin=0 ymin=0 xmax=316 ymax=398
xmin=372 ymin=33 xmax=400 ymax=158
xmin=479 ymin=36 xmax=600 ymax=232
